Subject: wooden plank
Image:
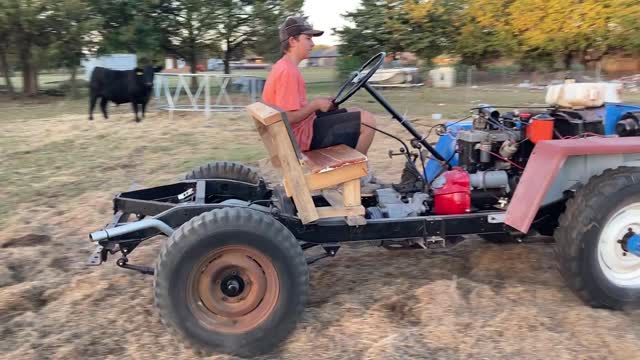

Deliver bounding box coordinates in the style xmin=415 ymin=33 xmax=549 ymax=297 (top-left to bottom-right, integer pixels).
xmin=268 ymin=122 xmax=319 ymax=224
xmin=321 ymin=186 xmax=365 ymax=225
xmin=283 ymin=179 xmax=293 ymax=198
xmin=321 ymin=189 xmax=343 ymax=208
xmin=316 ymin=205 xmax=365 ymax=218
xmin=302 ymin=145 xmax=368 ymax=174
xmin=254 ymin=119 xmax=281 ymax=169
xmin=305 ymin=161 xmax=368 ymax=191
xmin=342 ymin=179 xmax=361 ymax=207
xmin=246 ymin=102 xmax=283 ymax=126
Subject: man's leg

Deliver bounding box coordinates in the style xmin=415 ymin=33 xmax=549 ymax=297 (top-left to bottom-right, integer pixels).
xmin=347 ymin=107 xmax=376 ymax=154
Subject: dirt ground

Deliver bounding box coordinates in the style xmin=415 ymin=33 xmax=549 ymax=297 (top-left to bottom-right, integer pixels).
xmin=1 ymin=107 xmax=639 ymax=360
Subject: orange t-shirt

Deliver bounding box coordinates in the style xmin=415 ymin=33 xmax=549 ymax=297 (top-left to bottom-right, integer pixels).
xmin=262 ymin=57 xmax=315 ymax=151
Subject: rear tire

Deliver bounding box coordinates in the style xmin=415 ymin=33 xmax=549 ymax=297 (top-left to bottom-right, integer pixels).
xmin=185 ymin=161 xmax=261 ymax=183
xmin=554 ymin=166 xmax=640 ymax=309
xmin=154 ymin=207 xmax=308 ymax=357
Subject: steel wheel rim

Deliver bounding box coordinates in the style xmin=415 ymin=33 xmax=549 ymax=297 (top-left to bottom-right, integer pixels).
xmin=598 ymin=202 xmax=640 ymax=287
xmin=187 ymin=245 xmax=279 ymax=333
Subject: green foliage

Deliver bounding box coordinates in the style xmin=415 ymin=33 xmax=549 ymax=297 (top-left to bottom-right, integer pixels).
xmin=334 ymin=0 xmax=395 ymax=60
xmin=337 ymin=0 xmax=640 ymax=70
xmin=248 ymin=0 xmax=304 ymax=63
xmin=335 ymin=56 xmax=362 ymax=81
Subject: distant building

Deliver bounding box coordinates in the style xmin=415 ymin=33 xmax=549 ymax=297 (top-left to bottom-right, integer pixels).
xmin=308 ymin=46 xmax=340 ymax=67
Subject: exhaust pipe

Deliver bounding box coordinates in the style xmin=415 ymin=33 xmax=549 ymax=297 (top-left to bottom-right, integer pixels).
xmin=90 ymin=219 xmax=174 ymax=242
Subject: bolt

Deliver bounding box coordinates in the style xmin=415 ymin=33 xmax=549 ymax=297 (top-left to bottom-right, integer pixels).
xmin=231 ymin=271 xmax=237 ymax=276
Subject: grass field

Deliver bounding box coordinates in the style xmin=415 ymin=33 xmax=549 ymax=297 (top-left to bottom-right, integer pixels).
xmin=1 ymin=109 xmax=639 ymax=360
xmin=1 ymin=74 xmax=640 ymax=359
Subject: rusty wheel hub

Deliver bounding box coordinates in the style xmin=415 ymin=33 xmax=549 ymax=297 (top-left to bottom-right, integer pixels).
xmin=188 ymin=245 xmax=279 ymax=333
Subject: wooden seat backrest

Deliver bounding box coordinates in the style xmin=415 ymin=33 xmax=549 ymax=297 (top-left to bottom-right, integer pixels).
xmin=246 ymin=102 xmax=303 ymax=171
xmin=246 ymin=102 xmax=319 ymax=223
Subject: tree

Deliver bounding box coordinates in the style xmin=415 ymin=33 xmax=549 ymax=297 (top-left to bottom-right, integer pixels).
xmin=335 ymin=0 xmax=397 ymax=62
xmin=217 ymin=0 xmax=261 ymax=74
xmin=0 ymin=4 xmax=15 ymax=96
xmin=3 ymin=0 xmax=56 ymax=96
xmin=49 ymin=0 xmax=100 ymax=97
xmin=460 ymin=0 xmax=640 ymax=69
xmin=211 ymin=0 xmax=304 ymax=73
xmin=248 ymin=0 xmax=304 ymax=63
xmin=387 ymin=0 xmax=464 ymax=61
xmin=146 ymin=0 xmax=221 ymax=78
xmin=88 ymin=0 xmax=164 ymax=61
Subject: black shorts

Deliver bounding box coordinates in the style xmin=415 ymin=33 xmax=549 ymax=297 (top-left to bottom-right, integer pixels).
xmin=309 ymin=109 xmax=361 ymax=150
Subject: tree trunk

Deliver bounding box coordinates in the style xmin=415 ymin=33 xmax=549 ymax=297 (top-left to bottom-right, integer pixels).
xmin=69 ymin=66 xmax=78 ymax=98
xmin=224 ymin=39 xmax=231 ymax=74
xmin=563 ymin=52 xmax=572 ymax=70
xmin=20 ymin=46 xmax=38 ymax=96
xmin=0 ymin=46 xmax=14 ymax=96
xmin=189 ymin=51 xmax=198 ymax=90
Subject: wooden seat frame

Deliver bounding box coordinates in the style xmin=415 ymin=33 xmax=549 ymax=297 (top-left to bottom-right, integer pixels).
xmin=247 ymin=102 xmax=368 ymax=225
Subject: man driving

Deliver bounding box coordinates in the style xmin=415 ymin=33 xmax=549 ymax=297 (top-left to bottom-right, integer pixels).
xmin=262 ymin=16 xmax=377 ymax=157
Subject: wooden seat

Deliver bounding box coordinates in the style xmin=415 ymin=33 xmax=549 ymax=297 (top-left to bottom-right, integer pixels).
xmin=246 ymin=102 xmax=368 ymax=225
xmin=303 ymin=145 xmax=367 ymax=174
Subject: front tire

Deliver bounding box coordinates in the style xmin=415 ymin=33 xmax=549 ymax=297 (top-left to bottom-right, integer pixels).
xmin=554 ymin=166 xmax=640 ymax=309
xmin=154 ymin=207 xmax=308 ymax=356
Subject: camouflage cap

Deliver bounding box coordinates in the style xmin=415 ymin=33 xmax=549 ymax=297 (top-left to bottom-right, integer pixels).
xmin=279 ymin=16 xmax=324 ymax=42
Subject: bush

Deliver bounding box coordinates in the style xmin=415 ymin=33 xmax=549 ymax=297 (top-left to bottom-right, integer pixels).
xmin=335 ymin=56 xmax=364 ymax=82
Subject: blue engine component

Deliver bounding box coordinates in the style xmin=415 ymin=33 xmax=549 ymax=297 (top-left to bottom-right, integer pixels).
xmin=424 ymin=120 xmax=473 ymax=182
xmin=628 ymin=233 xmax=640 ymax=257
xmin=604 ymin=103 xmax=640 ymax=135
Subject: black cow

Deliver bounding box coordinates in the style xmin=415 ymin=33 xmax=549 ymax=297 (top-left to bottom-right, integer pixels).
xmin=89 ymin=65 xmax=162 ymax=122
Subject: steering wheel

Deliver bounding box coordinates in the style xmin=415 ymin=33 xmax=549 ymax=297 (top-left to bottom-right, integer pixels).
xmin=333 ymin=52 xmax=386 ymax=106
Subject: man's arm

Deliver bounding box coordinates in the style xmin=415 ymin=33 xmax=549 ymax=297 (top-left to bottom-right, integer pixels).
xmin=286 ymin=97 xmax=334 ymax=124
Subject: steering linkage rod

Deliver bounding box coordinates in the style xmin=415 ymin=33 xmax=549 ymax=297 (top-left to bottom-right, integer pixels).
xmin=363 ymin=83 xmax=449 ymax=165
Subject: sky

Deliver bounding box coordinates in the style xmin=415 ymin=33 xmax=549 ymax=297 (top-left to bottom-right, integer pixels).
xmin=302 ymin=0 xmax=361 ymax=46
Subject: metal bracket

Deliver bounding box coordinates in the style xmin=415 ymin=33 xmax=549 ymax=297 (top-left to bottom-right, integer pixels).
xmin=86 ymin=245 xmax=106 ymax=266
xmin=116 ymin=256 xmax=155 ymax=275
xmin=306 ymin=244 xmax=341 ymax=265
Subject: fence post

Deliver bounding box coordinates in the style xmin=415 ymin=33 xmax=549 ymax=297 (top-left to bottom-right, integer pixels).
xmin=154 ymin=77 xmax=162 ymax=110
xmin=155 ymin=73 xmax=263 ymax=116
xmin=205 ymin=74 xmax=210 ymax=119
xmin=467 ymin=67 xmax=473 ymax=88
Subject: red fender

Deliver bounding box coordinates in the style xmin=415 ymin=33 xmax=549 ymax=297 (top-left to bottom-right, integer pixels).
xmin=505 ymin=137 xmax=640 ymax=233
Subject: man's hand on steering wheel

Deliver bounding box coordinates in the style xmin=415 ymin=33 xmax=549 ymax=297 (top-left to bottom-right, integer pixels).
xmin=312 ymin=97 xmax=335 ymax=113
